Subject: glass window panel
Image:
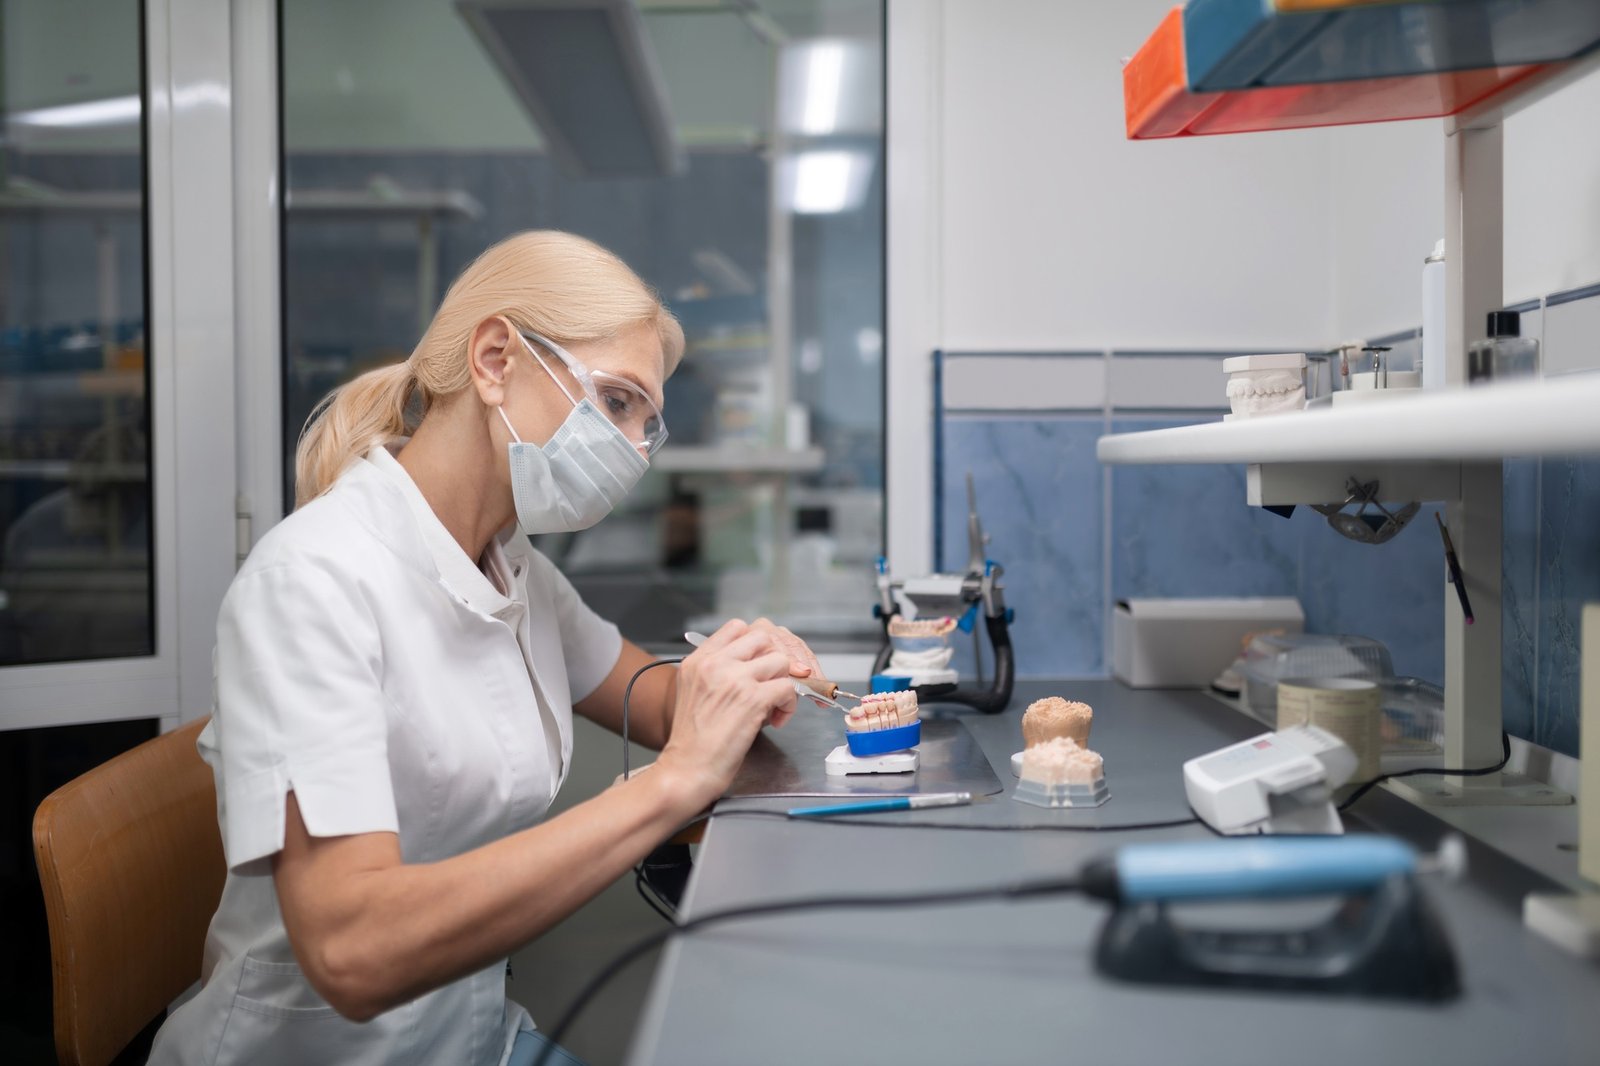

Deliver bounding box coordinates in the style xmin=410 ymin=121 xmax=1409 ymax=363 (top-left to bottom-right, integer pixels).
xmin=280 ymin=0 xmax=884 ymax=652
xmin=0 ymin=0 xmax=152 ymax=666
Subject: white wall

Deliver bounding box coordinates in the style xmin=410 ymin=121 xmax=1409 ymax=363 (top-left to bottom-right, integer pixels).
xmin=1324 ymin=65 xmax=1600 ymax=340
xmin=936 ymin=0 xmax=1339 ymax=351
xmin=886 ymin=0 xmax=1600 ymax=574
xmin=902 ymin=0 xmax=1600 ymax=350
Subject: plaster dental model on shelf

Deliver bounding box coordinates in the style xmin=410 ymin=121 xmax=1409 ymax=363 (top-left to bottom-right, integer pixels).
xmin=824 ymin=683 xmax=923 ymax=776
xmin=1222 ymin=353 xmax=1307 ymax=421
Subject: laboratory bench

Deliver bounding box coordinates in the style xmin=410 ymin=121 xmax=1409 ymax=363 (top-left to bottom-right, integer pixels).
xmin=628 ymin=680 xmax=1599 ymax=1065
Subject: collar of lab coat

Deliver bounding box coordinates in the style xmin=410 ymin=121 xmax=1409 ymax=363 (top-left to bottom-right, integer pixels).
xmin=364 ymin=442 xmax=532 ymax=622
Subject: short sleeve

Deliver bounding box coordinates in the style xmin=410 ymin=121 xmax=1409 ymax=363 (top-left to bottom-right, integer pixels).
xmin=527 ymin=552 xmax=622 ymax=702
xmin=207 ymin=563 xmax=399 ymax=872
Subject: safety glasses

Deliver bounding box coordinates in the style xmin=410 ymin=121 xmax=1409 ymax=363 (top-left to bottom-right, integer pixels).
xmin=521 ymin=331 xmax=668 ymax=456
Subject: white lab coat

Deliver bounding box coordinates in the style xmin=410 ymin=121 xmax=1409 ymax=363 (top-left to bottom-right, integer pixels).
xmin=148 ymin=443 xmax=622 ymax=1066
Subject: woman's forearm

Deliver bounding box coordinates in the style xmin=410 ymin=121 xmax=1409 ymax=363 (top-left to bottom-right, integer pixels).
xmin=276 ymin=762 xmax=704 ymax=1020
xmin=575 ymin=640 xmax=679 ymax=750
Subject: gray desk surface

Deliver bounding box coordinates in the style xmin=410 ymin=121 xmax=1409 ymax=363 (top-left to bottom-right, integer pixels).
xmin=629 ymin=681 xmax=1600 ymax=1065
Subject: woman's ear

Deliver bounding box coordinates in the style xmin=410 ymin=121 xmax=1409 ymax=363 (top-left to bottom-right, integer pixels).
xmin=467 ymin=317 xmax=517 ymax=407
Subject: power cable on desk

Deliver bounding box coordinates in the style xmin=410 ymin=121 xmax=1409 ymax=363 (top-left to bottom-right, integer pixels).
xmin=532 ymin=873 xmax=1087 ymax=1066
xmin=707 ymin=808 xmax=1202 ymax=833
xmin=1336 ymin=731 xmax=1511 ymax=812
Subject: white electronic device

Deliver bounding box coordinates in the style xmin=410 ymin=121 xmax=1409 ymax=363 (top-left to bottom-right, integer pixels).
xmin=1183 ymin=725 xmax=1358 ymax=836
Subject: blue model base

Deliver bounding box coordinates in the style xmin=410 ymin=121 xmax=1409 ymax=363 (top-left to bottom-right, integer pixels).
xmin=846 ymin=721 xmax=921 ymax=756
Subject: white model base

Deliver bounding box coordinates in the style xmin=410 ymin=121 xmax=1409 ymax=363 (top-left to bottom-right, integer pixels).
xmin=1524 ymin=893 xmax=1600 ymax=959
xmin=1010 ymin=750 xmax=1024 ymax=777
xmin=1386 ymin=771 xmax=1572 ymax=807
xmin=824 ymin=745 xmax=919 ymax=776
xmin=878 ymin=668 xmax=960 ymax=687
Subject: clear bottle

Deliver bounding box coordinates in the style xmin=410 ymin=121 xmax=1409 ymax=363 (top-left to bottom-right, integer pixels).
xmin=1469 ymin=310 xmax=1539 ymax=383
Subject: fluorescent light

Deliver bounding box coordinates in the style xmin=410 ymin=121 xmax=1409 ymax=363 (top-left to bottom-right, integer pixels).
xmin=788 ymin=150 xmax=871 ymax=215
xmin=799 ymin=42 xmax=845 ymax=135
xmin=10 ymin=95 xmax=142 ymax=129
xmin=781 ymin=39 xmax=879 ymax=137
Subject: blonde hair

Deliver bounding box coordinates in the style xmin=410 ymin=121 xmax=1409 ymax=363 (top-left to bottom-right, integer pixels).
xmin=293 ymin=230 xmax=684 ymax=507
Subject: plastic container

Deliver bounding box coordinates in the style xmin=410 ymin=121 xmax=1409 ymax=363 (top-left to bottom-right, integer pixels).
xmin=1238 ymin=633 xmax=1393 ymax=722
xmin=1233 ymin=633 xmax=1442 ymax=759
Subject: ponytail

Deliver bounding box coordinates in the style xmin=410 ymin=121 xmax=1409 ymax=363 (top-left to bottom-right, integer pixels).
xmin=293 ymin=361 xmax=418 ymax=508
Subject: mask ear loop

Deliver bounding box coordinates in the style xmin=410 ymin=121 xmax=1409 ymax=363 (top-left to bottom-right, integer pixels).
xmin=496 ymin=404 xmax=527 ymax=445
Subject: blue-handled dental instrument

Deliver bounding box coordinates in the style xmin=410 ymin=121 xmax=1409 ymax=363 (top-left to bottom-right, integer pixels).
xmin=1085 ymin=835 xmax=1465 ymax=1001
xmin=1082 ymin=836 xmax=1420 ymax=903
xmin=788 ymin=792 xmax=972 ymax=818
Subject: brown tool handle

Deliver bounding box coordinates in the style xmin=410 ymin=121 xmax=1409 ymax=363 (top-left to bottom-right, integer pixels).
xmin=798 ymin=676 xmax=839 ymax=700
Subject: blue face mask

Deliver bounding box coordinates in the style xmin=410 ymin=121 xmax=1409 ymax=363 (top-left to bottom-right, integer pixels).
xmin=497 ymin=339 xmax=649 ymax=535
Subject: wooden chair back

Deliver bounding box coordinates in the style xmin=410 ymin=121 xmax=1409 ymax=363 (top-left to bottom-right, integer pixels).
xmin=32 ymin=716 xmax=225 ymax=1066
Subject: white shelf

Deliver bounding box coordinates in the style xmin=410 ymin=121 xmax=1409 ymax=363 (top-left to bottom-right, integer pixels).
xmin=1096 ymin=375 xmax=1600 ymax=466
xmin=651 ymin=445 xmax=825 ymax=474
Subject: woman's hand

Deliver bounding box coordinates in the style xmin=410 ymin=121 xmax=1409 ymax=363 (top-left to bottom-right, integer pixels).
xmin=655 ymin=619 xmax=797 ymax=809
xmin=749 ymin=617 xmax=824 ymax=726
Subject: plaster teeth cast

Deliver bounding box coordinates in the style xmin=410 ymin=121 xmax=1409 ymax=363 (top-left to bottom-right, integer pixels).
xmin=846 ymin=690 xmax=921 ymax=733
xmin=887 ymin=616 xmax=957 ymax=673
xmin=1013 ymin=736 xmax=1111 ymax=808
xmin=1021 ymin=696 xmax=1093 ymax=749
xmin=1222 ymin=353 xmax=1307 ymax=420
xmin=887 ymin=616 xmax=957 ymax=638
xmin=1020 ymin=737 xmax=1104 ymax=786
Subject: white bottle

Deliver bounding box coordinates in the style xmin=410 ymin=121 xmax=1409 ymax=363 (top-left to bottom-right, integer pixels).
xmin=1420 ymin=239 xmax=1446 ymax=389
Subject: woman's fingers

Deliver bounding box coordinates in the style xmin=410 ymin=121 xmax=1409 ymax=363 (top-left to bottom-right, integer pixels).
xmin=752 ymin=618 xmax=823 ymax=679
xmin=700 ymin=618 xmax=750 ymax=652
xmin=749 ymin=650 xmax=793 ymax=684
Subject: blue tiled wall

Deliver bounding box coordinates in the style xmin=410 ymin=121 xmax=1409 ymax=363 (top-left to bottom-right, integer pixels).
xmin=940 ymin=311 xmax=1600 ymax=758
xmin=1502 ymin=455 xmax=1600 ymax=754
xmin=939 ymin=415 xmax=1104 ymax=677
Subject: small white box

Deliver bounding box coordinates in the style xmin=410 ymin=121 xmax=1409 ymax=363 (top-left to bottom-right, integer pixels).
xmin=1112 ymin=597 xmax=1304 ymax=689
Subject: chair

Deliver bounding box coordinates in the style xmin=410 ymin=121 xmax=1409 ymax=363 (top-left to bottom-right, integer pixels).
xmin=32 ymin=716 xmax=226 ymax=1066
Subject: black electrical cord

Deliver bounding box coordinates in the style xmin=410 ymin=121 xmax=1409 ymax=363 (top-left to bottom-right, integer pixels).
xmin=621 ymin=657 xmax=681 ymax=781
xmin=632 ymin=865 xmax=676 ymax=923
xmin=1337 ymin=730 xmax=1511 ymax=812
xmin=531 ymin=873 xmax=1087 ymax=1066
xmin=707 ymin=808 xmax=1201 ymax=833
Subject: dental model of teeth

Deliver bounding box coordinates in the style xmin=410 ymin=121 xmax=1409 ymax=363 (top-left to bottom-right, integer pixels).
xmin=846 ymin=689 xmax=921 ymax=733
xmin=1222 ymin=354 xmax=1307 ymax=421
xmin=1013 ymin=736 xmax=1110 ymax=808
xmin=887 ymin=616 xmax=957 ymax=638
xmin=1021 ymin=696 xmax=1093 ymax=749
xmin=886 ymin=616 xmax=958 ymax=676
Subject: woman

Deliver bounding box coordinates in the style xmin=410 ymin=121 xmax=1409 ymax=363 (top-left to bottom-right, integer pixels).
xmin=150 ymin=231 xmax=819 ymax=1065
